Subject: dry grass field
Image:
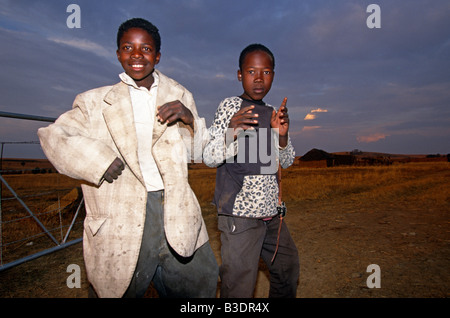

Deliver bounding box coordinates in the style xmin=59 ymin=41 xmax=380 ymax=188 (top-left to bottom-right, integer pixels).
xmin=0 ymin=160 xmax=449 ymax=298
xmin=0 ymin=173 xmax=84 ymax=265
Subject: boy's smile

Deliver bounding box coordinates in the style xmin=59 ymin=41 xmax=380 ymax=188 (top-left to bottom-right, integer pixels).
xmin=116 ymin=27 xmax=161 ymax=89
xmin=238 ymin=50 xmax=274 ymax=101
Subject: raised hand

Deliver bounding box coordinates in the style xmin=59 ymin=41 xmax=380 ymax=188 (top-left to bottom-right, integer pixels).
xmin=228 ymin=105 xmax=259 ymax=139
xmin=157 ymin=100 xmax=194 ymax=129
xmin=271 ymin=97 xmax=289 ymax=147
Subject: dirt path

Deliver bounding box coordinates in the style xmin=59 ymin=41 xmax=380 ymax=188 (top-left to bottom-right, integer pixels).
xmin=1 ymin=195 xmax=449 ymax=298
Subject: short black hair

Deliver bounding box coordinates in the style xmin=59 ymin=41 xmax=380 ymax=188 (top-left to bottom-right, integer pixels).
xmin=117 ymin=18 xmax=161 ymax=53
xmin=239 ymin=43 xmax=275 ymax=70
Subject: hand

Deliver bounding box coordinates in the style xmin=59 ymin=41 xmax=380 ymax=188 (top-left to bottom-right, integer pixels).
xmin=103 ymin=157 xmax=124 ymax=183
xmin=157 ymin=100 xmax=194 ymax=129
xmin=228 ymin=105 xmax=259 ymax=139
xmin=271 ymin=97 xmax=289 ymax=147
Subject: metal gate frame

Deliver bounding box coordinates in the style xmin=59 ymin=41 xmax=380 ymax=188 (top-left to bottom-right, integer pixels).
xmin=0 ymin=111 xmax=83 ymax=272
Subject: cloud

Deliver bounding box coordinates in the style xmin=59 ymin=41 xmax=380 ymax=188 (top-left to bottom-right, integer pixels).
xmin=357 ymin=133 xmax=389 ymax=143
xmin=311 ymin=108 xmax=328 ymax=113
xmin=304 ymin=108 xmax=328 ymax=120
xmin=304 ymin=113 xmax=316 ymax=120
xmin=48 ymin=37 xmax=113 ymax=60
xmin=302 ymin=126 xmax=321 ymax=132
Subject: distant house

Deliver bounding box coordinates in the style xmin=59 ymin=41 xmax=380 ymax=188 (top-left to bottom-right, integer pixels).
xmin=298 ymin=148 xmax=356 ymax=167
xmin=299 ymin=148 xmax=335 ymax=167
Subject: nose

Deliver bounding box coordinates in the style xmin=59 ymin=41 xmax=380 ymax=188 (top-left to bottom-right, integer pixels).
xmin=131 ymin=47 xmax=143 ymax=59
xmin=254 ymin=71 xmax=263 ymax=82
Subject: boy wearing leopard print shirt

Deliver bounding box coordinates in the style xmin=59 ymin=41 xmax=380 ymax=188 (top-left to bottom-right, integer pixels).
xmin=203 ymin=44 xmax=299 ymax=298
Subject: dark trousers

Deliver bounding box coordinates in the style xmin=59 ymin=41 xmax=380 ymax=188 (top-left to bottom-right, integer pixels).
xmin=123 ymin=191 xmax=219 ymax=298
xmin=218 ymin=215 xmax=299 ymax=298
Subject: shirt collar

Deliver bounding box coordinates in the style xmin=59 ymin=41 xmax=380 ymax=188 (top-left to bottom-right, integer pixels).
xmin=119 ymin=71 xmax=159 ymax=91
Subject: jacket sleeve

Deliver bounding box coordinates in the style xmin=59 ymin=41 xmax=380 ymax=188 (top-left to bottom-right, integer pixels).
xmin=37 ymin=93 xmax=118 ymax=186
xmin=203 ymin=97 xmax=241 ymax=167
xmin=176 ymin=89 xmax=210 ymax=163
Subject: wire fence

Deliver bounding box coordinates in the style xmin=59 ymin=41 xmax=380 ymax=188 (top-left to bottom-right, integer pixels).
xmin=0 ymin=112 xmax=85 ymax=272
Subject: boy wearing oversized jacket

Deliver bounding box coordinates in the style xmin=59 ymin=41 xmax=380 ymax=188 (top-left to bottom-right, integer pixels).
xmin=38 ymin=18 xmax=218 ymax=298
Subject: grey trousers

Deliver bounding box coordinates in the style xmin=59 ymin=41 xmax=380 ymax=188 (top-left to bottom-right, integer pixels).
xmin=218 ymin=214 xmax=299 ymax=298
xmin=124 ymin=191 xmax=219 ymax=298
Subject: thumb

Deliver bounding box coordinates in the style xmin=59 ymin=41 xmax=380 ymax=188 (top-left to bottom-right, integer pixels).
xmin=271 ymin=109 xmax=277 ymax=122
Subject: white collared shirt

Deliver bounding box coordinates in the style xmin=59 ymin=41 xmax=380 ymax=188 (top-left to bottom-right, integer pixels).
xmin=119 ymin=72 xmax=164 ymax=191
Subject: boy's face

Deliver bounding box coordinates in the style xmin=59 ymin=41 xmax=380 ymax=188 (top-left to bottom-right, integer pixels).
xmin=116 ymin=27 xmax=161 ymax=89
xmin=238 ymin=50 xmax=274 ymax=101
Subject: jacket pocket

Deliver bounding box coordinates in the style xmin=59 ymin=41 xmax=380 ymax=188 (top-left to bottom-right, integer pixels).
xmin=85 ymin=216 xmax=107 ymax=236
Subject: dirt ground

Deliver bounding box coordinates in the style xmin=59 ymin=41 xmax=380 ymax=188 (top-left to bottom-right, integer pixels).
xmin=1 ymin=191 xmax=449 ymax=299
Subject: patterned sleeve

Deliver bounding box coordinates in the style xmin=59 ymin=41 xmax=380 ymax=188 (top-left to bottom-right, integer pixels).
xmin=279 ymin=136 xmax=295 ymax=168
xmin=203 ymin=97 xmax=242 ymax=167
xmin=269 ymin=105 xmax=295 ymax=169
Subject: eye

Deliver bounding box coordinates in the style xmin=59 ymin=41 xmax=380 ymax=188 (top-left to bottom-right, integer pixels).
xmin=248 ymin=70 xmax=255 ymax=75
xmin=264 ymin=71 xmax=272 ymax=75
xmin=122 ymin=45 xmax=132 ymax=51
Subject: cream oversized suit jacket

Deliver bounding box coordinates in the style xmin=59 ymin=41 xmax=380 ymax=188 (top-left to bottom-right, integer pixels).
xmin=38 ymin=70 xmax=210 ymax=297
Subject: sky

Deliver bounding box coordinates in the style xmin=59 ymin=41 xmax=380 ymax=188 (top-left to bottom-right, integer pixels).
xmin=0 ymin=0 xmax=449 ymax=159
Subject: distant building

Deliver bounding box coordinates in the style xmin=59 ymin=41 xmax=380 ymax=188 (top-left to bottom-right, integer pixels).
xmin=298 ymin=148 xmax=356 ymax=167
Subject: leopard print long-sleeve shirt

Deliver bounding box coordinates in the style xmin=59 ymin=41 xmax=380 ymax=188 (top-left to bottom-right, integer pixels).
xmin=203 ymin=96 xmax=295 ymax=218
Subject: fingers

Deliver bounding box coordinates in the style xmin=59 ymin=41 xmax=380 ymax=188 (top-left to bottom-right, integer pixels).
xmin=279 ymin=97 xmax=288 ymax=115
xmin=157 ymin=100 xmax=193 ymax=125
xmin=280 ymin=97 xmax=288 ymax=109
xmin=239 ymin=110 xmax=259 ymax=124
xmin=112 ymin=157 xmax=125 ymax=172
xmin=103 ymin=174 xmax=113 ymax=183
xmin=104 ymin=158 xmax=124 ymax=183
xmin=271 ymin=98 xmax=290 ymax=131
xmin=239 ymin=105 xmax=256 ymax=113
xmin=278 ymin=97 xmax=289 ymax=124
xmin=236 ymin=105 xmax=258 ymax=121
xmin=156 ymin=102 xmax=176 ymax=123
xmin=158 ymin=112 xmax=180 ymax=125
xmin=230 ymin=105 xmax=259 ymax=128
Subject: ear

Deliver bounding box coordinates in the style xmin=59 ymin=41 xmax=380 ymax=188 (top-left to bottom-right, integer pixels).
xmin=155 ymin=52 xmax=161 ymax=65
xmin=237 ymin=69 xmax=242 ymax=81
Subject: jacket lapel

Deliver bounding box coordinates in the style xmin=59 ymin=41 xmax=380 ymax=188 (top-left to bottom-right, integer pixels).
xmin=152 ymin=70 xmax=182 ymax=145
xmin=102 ymin=82 xmax=145 ymax=186
xmin=101 ymin=72 xmax=183 ymax=185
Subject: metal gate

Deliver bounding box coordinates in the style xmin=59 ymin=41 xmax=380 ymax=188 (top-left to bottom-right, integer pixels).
xmin=0 ymin=111 xmax=84 ymax=272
